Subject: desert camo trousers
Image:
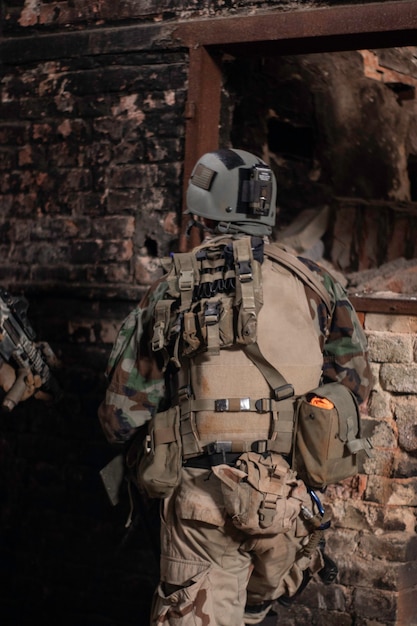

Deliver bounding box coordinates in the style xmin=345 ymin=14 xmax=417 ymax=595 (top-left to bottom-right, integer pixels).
xmin=150 ymin=468 xmax=322 ymax=626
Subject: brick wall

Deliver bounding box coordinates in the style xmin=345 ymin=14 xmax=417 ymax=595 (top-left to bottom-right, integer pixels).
xmin=0 ymin=44 xmax=186 ymax=296
xmin=1 ymin=0 xmax=332 ymax=33
xmin=0 ymin=9 xmax=188 ymax=626
xmin=271 ymin=308 xmax=417 ymax=626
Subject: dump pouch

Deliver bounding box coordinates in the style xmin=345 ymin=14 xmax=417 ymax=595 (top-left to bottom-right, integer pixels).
xmin=212 ymin=451 xmax=304 ymax=535
xmin=293 ymin=382 xmax=372 ymax=489
xmin=138 ymin=406 xmax=182 ymax=499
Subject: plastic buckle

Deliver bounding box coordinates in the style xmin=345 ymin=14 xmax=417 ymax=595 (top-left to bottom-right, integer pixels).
xmin=151 ymin=321 xmax=165 ymax=351
xmin=258 ymin=501 xmax=276 ymax=527
xmin=206 ymin=441 xmax=232 ymax=455
xmin=237 ymin=260 xmax=252 ymax=282
xmin=274 ymin=384 xmax=294 ymax=400
xmin=255 ymin=398 xmax=270 ymax=413
xmin=179 ymin=269 xmax=194 ymax=291
xmin=251 ymin=439 xmax=268 ymax=454
xmin=204 ymin=300 xmax=221 ymax=325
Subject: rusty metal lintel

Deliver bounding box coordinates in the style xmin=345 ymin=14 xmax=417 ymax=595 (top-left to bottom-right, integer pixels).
xmin=350 ymin=295 xmax=417 ymax=315
xmin=179 ymin=46 xmax=223 ymax=251
xmin=173 ymin=1 xmax=417 ymax=49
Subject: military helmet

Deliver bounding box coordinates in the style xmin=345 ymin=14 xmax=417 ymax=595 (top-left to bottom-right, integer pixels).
xmin=186 ymin=148 xmax=277 ymax=236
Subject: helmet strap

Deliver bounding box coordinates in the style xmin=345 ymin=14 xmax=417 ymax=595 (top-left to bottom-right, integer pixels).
xmin=216 ymin=221 xmax=271 ymax=237
xmin=185 ymin=218 xmax=209 ymax=238
xmin=216 ymin=221 xmax=240 ymax=234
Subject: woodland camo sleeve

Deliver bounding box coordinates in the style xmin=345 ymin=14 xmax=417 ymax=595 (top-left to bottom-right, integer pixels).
xmin=320 ymin=274 xmax=372 ymax=405
xmin=301 ymin=257 xmax=373 ymax=405
xmin=97 ymin=281 xmax=167 ymax=444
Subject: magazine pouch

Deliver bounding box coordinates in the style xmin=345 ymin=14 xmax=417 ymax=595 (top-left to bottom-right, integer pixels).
xmin=138 ymin=406 xmax=182 ymax=499
xmin=293 ymin=382 xmax=372 ymax=489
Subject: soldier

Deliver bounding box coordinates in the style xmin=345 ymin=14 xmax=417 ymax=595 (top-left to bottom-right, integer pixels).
xmin=98 ymin=148 xmax=372 ymax=625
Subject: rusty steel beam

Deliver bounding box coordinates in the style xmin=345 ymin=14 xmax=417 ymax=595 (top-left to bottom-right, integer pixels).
xmin=173 ymin=1 xmax=417 ymax=49
xmin=179 ymin=46 xmax=223 ymax=251
xmin=350 ymin=295 xmax=417 ymax=315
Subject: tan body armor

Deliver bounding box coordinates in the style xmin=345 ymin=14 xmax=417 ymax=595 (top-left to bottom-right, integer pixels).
xmin=178 ymin=256 xmax=323 ymax=459
xmin=142 ymin=236 xmax=371 ymax=499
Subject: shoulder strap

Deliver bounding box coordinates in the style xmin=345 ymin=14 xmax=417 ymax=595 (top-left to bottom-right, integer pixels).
xmin=243 ymin=342 xmax=296 ymax=454
xmin=243 ymin=342 xmax=292 ymax=398
xmin=264 ymin=243 xmax=332 ymax=314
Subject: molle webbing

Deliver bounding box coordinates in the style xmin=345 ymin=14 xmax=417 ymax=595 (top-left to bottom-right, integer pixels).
xmin=179 ymin=395 xmax=296 ymax=459
xmin=233 ymin=237 xmax=259 ymax=345
xmin=173 ymin=252 xmax=199 ymax=311
xmin=150 ymin=235 xmax=264 ymax=363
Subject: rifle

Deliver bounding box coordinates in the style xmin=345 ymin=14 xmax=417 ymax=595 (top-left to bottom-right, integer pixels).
xmin=0 ymin=288 xmax=61 ymax=411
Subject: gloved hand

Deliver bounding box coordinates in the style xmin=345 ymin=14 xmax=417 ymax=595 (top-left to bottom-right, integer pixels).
xmin=0 ymin=362 xmax=52 ymax=411
xmin=0 ymin=362 xmax=16 ymax=393
xmin=20 ymin=370 xmax=43 ymax=401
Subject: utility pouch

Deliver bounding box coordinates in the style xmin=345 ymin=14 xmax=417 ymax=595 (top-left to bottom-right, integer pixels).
xmin=212 ymin=451 xmax=301 ymax=535
xmin=137 ymin=406 xmax=182 ymax=499
xmin=293 ymin=382 xmax=372 ymax=489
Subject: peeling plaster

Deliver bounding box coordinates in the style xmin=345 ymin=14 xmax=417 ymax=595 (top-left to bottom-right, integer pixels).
xmin=18 ymin=146 xmax=33 ymax=166
xmin=164 ymin=90 xmax=176 ymax=105
xmin=143 ymin=95 xmax=156 ymax=109
xmin=57 ymin=119 xmax=72 ymax=138
xmin=19 ymin=0 xmax=40 ymax=27
xmin=111 ymin=95 xmax=146 ymax=123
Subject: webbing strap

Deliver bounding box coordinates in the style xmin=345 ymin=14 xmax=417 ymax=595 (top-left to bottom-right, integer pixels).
xmin=243 ymin=342 xmax=290 ymax=395
xmin=151 ymin=299 xmax=175 ymax=351
xmin=334 ymin=388 xmax=373 ymax=458
xmin=347 ymin=436 xmax=373 ymax=456
xmin=264 ymin=243 xmax=332 ymax=314
xmin=183 ymin=311 xmax=200 ymax=354
xmin=243 ymin=342 xmax=296 ymax=453
xmin=233 ymin=238 xmax=258 ymax=344
xmin=204 ymin=298 xmax=222 ymax=355
xmin=268 ymin=395 xmax=296 ymax=453
xmin=174 ymin=252 xmax=197 ymax=311
xmin=180 ymin=397 xmax=285 ymax=414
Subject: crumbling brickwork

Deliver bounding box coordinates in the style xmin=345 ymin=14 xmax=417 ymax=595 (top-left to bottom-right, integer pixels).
xmin=0 ymin=46 xmax=186 ymax=296
xmin=2 ymin=0 xmax=342 ymax=32
xmin=268 ymin=310 xmax=417 ymax=626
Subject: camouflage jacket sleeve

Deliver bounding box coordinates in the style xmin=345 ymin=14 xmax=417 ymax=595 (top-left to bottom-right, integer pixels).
xmin=300 ymin=257 xmax=373 ymax=405
xmin=97 ymin=279 xmax=168 ymax=445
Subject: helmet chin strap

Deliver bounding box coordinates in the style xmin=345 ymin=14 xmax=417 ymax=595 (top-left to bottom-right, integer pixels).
xmin=216 ymin=221 xmax=272 ymax=237
xmin=216 ymin=221 xmax=240 ymax=234
xmin=185 ymin=218 xmax=211 ymax=238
